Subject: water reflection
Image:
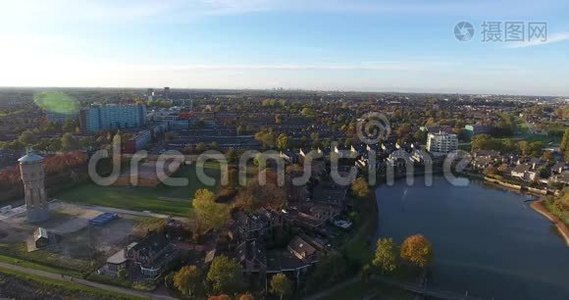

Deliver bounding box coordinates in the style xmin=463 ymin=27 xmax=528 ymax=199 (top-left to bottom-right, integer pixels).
xmin=376 ymin=176 xmax=569 ymax=300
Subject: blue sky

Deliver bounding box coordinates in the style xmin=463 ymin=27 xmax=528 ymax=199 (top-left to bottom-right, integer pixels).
xmin=0 ymin=0 xmax=568 ymax=95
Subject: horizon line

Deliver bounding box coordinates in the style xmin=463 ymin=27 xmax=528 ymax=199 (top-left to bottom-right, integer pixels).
xmin=0 ymin=85 xmax=565 ymax=98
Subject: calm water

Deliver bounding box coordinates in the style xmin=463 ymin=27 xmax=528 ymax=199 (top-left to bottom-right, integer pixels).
xmin=375 ymin=176 xmax=569 ymax=300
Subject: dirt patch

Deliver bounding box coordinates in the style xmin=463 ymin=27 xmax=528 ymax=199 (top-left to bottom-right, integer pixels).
xmin=0 ymin=202 xmax=143 ymax=270
xmin=0 ymin=221 xmax=30 ymax=243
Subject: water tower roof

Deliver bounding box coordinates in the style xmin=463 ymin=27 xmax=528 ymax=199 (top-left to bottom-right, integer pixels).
xmin=18 ymin=152 xmax=44 ymax=164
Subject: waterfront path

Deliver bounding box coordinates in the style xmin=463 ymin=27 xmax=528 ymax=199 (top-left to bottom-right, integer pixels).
xmin=369 ymin=276 xmax=482 ymax=300
xmin=306 ymin=275 xmax=482 ymax=300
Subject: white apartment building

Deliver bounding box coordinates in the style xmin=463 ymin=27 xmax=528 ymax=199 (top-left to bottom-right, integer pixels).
xmin=426 ymin=131 xmax=458 ymax=154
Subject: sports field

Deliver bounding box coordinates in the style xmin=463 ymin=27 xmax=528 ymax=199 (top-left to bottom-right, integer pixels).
xmin=55 ymin=163 xmax=220 ymax=216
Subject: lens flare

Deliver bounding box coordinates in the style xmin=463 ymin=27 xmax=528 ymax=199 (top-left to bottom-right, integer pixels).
xmin=33 ymin=91 xmax=79 ymax=115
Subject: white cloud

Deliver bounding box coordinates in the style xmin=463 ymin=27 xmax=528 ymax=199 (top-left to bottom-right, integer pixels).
xmin=507 ymin=32 xmax=569 ymax=48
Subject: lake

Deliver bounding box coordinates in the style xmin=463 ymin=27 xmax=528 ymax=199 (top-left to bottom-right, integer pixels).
xmin=375 ymin=176 xmax=569 ymax=300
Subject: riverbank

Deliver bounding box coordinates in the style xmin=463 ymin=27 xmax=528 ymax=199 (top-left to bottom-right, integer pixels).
xmin=478 ymin=176 xmax=569 ymax=246
xmin=530 ymin=200 xmax=569 ymax=246
xmin=483 ymin=176 xmax=555 ymax=196
xmin=340 ymin=183 xmax=379 ymax=265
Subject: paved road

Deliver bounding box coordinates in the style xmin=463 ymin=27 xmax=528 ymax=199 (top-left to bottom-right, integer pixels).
xmin=0 ymin=262 xmax=177 ymax=300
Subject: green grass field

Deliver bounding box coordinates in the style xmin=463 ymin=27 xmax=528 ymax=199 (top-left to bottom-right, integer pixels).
xmin=55 ymin=163 xmax=221 ymax=216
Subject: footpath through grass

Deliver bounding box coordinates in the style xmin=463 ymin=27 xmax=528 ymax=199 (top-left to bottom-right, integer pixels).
xmin=0 ymin=265 xmax=143 ymax=300
xmin=55 ymin=164 xmax=220 ymax=216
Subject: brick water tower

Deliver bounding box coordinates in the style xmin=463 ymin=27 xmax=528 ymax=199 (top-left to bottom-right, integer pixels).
xmin=18 ymin=150 xmax=49 ymax=222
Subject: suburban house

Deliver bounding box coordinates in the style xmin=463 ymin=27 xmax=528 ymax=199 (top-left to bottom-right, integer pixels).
xmin=104 ymin=242 xmax=138 ymax=276
xmin=127 ymin=233 xmax=179 ymax=278
xmin=471 ymin=156 xmax=494 ymax=170
xmin=287 ymin=236 xmax=320 ymax=264
xmin=102 ymin=233 xmax=180 ymax=279
xmin=551 ymin=171 xmax=569 ymax=185
xmin=511 ymin=164 xmax=537 ymax=182
xmin=551 ymin=162 xmax=567 ymax=175
xmin=232 ymin=208 xmax=283 ymax=242
xmin=236 ymin=239 xmax=267 ymax=274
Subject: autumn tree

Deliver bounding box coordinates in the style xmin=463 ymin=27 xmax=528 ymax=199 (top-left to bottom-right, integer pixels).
xmin=559 ymin=128 xmax=569 ymax=162
xmin=372 ymin=238 xmax=398 ymax=273
xmin=276 ymin=133 xmax=289 ymax=150
xmin=195 ymin=142 xmax=207 ymax=153
xmin=237 ymin=293 xmax=255 ymax=300
xmin=397 ymin=123 xmax=412 ymax=139
xmin=400 ymin=234 xmax=433 ymax=268
xmin=253 ymin=152 xmax=266 ymax=167
xmin=236 ymin=171 xmax=287 ymax=211
xmin=528 ymin=141 xmax=545 ymax=157
xmin=18 ymin=129 xmax=36 ymax=145
xmin=173 ymin=265 xmax=201 ymax=296
xmin=517 ymin=140 xmax=530 ymax=156
xmin=301 ymin=107 xmax=315 ymax=117
xmin=192 ymin=189 xmax=229 ymax=233
xmin=61 ymin=132 xmax=77 ymax=151
xmin=270 ymin=273 xmax=293 ymax=300
xmin=351 ymin=177 xmax=370 ymax=198
xmin=542 ymin=150 xmax=554 ymax=162
xmin=254 ymin=128 xmax=275 ymax=149
xmin=561 ymin=129 xmax=569 ymax=152
xmin=207 ymin=255 xmax=242 ymax=294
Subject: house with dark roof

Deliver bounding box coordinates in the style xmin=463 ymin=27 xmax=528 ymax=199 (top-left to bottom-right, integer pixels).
xmin=103 ymin=242 xmax=138 ymax=277
xmin=236 ymin=239 xmax=267 ymax=274
xmin=302 ymin=202 xmax=341 ymax=222
xmin=551 ymin=162 xmax=567 ymax=175
xmin=471 ymin=156 xmax=494 ymax=170
xmin=550 ymin=170 xmax=569 ymax=185
xmin=287 ymin=236 xmax=319 ymax=263
xmin=232 ymin=208 xmax=282 ymax=242
xmin=473 ymin=149 xmax=501 ymax=158
xmin=125 ymin=233 xmax=180 ymax=279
